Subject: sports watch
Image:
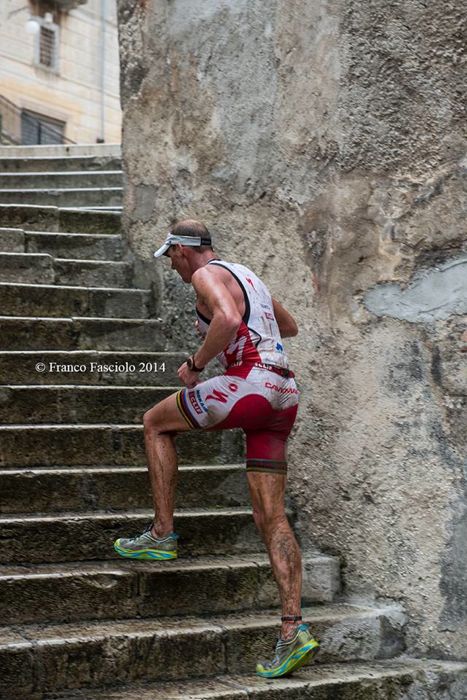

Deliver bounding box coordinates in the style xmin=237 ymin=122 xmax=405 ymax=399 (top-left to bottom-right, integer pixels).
xmin=186 ymin=355 xmax=205 ymax=372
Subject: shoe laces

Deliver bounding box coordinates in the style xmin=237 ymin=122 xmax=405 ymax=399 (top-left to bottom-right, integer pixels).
xmin=142 ymin=522 xmax=179 ymax=540
xmin=266 ymin=629 xmax=297 ymax=666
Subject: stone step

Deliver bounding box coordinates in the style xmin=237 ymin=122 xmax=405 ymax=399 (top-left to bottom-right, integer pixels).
xmin=0 ymin=170 xmax=123 ymax=189
xmin=0 ymin=351 xmax=182 ymax=385
xmin=0 ymin=604 xmax=406 ymax=698
xmin=0 ymin=251 xmax=54 ymax=283
xmin=0 ymin=552 xmax=339 ymax=625
xmin=54 ymin=257 xmax=132 ymax=287
xmin=0 ymin=226 xmax=27 ymax=252
xmin=0 ymin=153 xmax=121 ymax=172
xmin=0 ymin=253 xmax=132 ymax=286
xmin=0 ymin=425 xmax=243 ymax=467
xmin=0 ymin=204 xmax=121 ymax=233
xmin=0 ymin=227 xmax=125 ymax=259
xmin=0 ymin=282 xmax=153 ymax=318
xmin=0 ymin=465 xmax=250 ymax=514
xmin=0 ymin=187 xmax=123 ymax=208
xmin=0 ymin=226 xmax=28 ymax=252
xmin=55 ymin=661 xmax=467 ymax=700
xmin=0 ymin=316 xmax=166 ymax=351
xmin=0 ymin=507 xmax=263 ymax=563
xmin=0 ymin=386 xmax=178 ymax=424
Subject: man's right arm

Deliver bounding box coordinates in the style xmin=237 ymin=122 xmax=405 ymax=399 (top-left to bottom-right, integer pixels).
xmin=191 ymin=267 xmax=242 ymax=368
xmin=272 ymin=298 xmax=298 ymax=338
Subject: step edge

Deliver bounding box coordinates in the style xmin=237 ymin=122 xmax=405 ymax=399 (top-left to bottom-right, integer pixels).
xmin=0 ymin=315 xmax=162 ymax=322
xmin=0 ymin=553 xmax=304 ymax=580
xmin=0 ymin=281 xmax=150 ymax=293
xmin=0 ymin=253 xmax=130 ymax=267
xmin=0 ymin=351 xmax=182 ymax=356
xmin=1 ymin=385 xmax=180 ymax=390
xmin=0 ymin=507 xmax=255 ymax=523
xmin=0 ymin=464 xmax=244 ymax=474
xmin=0 ymin=171 xmax=123 ymax=177
xmin=0 ymin=603 xmax=391 ymax=648
xmin=0 ymin=187 xmax=123 ymax=193
xmin=0 ymin=203 xmax=120 ymax=216
xmin=24 ymin=231 xmax=122 ymax=239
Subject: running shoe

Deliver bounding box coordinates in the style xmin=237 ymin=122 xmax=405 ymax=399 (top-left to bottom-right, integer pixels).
xmin=256 ymin=623 xmax=320 ymax=678
xmin=114 ymin=524 xmax=178 ymax=560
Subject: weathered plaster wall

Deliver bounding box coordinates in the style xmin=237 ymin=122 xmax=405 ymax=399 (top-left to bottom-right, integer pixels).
xmin=117 ymin=0 xmax=466 ymax=658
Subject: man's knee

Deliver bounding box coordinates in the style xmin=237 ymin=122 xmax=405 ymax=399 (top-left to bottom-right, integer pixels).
xmin=252 ymin=501 xmax=287 ymax=533
xmin=143 ymin=392 xmax=192 ymax=436
xmin=252 ymin=506 xmax=263 ymax=532
xmin=143 ymin=406 xmax=165 ymax=434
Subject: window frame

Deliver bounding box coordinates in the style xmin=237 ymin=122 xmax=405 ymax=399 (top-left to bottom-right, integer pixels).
xmin=20 ymin=109 xmax=66 ymax=145
xmin=34 ymin=17 xmax=60 ymax=74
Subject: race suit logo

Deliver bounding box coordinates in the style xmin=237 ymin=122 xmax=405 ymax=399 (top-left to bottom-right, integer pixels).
xmin=195 ymin=390 xmax=209 ymax=413
xmin=206 ymin=383 xmax=238 ymax=403
xmin=265 ymin=382 xmax=299 ymax=395
xmin=188 ymin=391 xmax=203 ymax=415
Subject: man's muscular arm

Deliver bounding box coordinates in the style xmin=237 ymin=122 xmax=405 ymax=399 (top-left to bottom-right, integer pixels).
xmin=192 ymin=267 xmax=242 ymax=367
xmin=272 ymin=298 xmax=298 ymax=338
xmin=178 ymin=267 xmax=241 ymax=386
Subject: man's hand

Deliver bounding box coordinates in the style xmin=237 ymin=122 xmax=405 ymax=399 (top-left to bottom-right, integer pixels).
xmin=178 ymin=361 xmax=200 ymax=388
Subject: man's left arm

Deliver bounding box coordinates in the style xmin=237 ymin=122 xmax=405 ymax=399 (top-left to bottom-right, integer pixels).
xmin=272 ymin=298 xmax=298 ymax=338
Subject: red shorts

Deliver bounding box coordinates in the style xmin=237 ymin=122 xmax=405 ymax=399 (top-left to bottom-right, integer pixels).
xmin=176 ymin=366 xmax=299 ymax=475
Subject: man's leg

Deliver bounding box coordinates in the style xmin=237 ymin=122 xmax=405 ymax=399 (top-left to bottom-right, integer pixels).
xmin=140 ymin=374 xmax=241 ymax=542
xmin=142 ymin=391 xmax=192 ymax=538
xmin=247 ymin=471 xmax=303 ymax=641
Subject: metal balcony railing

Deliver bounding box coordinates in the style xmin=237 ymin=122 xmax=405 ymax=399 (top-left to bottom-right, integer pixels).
xmin=54 ymin=0 xmax=88 ymax=9
xmin=0 ymin=95 xmax=75 ymax=146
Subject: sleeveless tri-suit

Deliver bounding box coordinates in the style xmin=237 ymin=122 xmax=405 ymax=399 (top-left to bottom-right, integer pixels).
xmin=176 ymin=260 xmax=299 ymax=474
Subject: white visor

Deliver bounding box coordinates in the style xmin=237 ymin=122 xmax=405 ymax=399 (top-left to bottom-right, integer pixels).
xmin=153 ymin=233 xmax=212 ymax=258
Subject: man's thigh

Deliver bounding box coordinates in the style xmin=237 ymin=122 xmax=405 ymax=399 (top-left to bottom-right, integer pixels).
xmin=144 ymin=390 xmax=195 ymax=433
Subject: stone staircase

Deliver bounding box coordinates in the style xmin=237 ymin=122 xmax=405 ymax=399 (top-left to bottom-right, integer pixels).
xmin=0 ymin=146 xmax=465 ymax=699
xmin=0 ymin=144 xmax=122 ymax=212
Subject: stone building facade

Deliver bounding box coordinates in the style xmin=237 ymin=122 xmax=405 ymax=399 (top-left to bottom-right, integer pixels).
xmin=0 ymin=0 xmax=121 ymax=144
xmin=117 ymin=0 xmax=466 ymax=660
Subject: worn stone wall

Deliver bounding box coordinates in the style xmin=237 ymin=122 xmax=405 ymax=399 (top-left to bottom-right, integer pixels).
xmin=117 ymin=0 xmax=466 ymax=658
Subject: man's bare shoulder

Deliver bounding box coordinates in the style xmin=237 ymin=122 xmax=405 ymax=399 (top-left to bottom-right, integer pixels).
xmin=191 ymin=264 xmax=228 ymax=288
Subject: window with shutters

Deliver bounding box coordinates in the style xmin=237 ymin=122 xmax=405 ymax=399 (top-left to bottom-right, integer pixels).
xmin=34 ymin=19 xmax=60 ymax=73
xmin=21 ymin=110 xmax=65 ymax=145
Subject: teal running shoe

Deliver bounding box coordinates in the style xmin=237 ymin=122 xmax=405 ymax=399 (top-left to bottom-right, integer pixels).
xmin=114 ymin=525 xmax=178 ymax=560
xmin=256 ymin=623 xmax=319 ymax=678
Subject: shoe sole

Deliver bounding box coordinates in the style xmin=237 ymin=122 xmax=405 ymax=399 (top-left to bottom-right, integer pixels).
xmin=290 ymin=642 xmax=320 ymax=672
xmin=113 ymin=543 xmax=177 ymax=560
xmin=256 ymin=639 xmax=320 ymax=678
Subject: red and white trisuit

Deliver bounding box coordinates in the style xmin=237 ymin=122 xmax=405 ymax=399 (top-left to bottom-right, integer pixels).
xmin=176 ymin=260 xmax=299 ymax=474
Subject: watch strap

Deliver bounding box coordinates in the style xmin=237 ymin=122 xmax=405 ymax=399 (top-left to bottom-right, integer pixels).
xmin=187 ymin=355 xmax=204 ymax=372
